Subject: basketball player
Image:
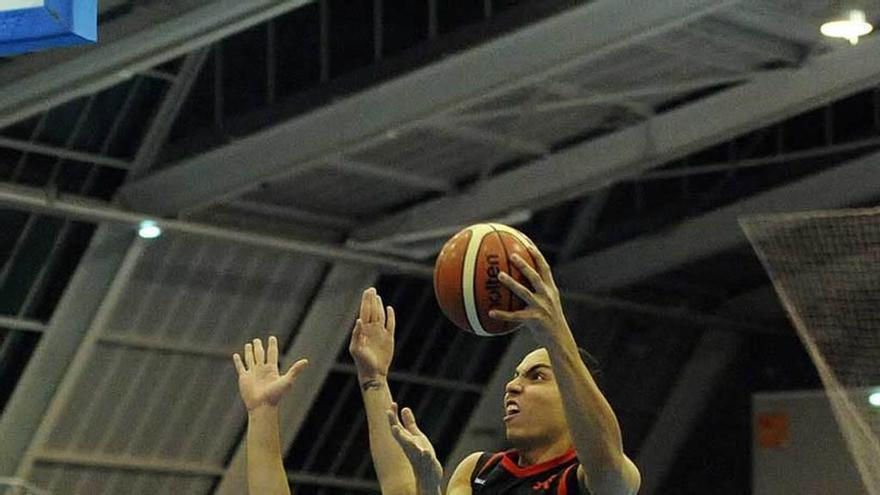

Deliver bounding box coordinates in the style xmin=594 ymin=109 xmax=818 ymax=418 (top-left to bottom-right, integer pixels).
xmin=233 ymin=336 xmax=309 ymax=495
xmin=350 ymin=245 xmax=641 ymax=495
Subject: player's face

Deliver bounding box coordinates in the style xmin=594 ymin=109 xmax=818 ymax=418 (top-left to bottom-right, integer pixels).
xmin=503 ymin=348 xmax=568 ymax=448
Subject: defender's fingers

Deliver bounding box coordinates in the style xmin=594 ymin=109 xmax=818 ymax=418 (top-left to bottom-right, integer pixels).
xmin=390 ymin=423 xmax=418 ymax=452
xmin=283 ymin=358 xmax=309 ymax=382
xmin=360 ymin=288 xmax=373 ymax=322
xmin=244 ymin=343 xmax=255 ymax=368
xmin=374 ymin=293 xmax=385 ymax=326
xmin=267 ymin=336 xmax=279 ymax=366
xmin=387 ymin=407 xmax=403 ymax=430
xmin=401 ymin=407 xmax=425 ymax=435
xmin=233 ymin=353 xmax=246 ymax=374
xmin=386 ymin=306 xmax=396 ymax=335
xmin=253 ymin=338 xmax=266 ymax=365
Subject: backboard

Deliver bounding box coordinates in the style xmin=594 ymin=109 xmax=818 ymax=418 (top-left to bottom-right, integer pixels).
xmin=0 ymin=0 xmax=96 ymax=56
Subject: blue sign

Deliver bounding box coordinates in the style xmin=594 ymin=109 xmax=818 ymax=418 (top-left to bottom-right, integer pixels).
xmin=0 ymin=0 xmax=97 ymax=56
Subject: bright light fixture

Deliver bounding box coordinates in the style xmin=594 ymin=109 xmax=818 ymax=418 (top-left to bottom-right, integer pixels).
xmin=138 ymin=220 xmax=162 ymax=239
xmin=870 ymin=391 xmax=880 ymax=407
xmin=821 ymin=9 xmax=874 ymax=45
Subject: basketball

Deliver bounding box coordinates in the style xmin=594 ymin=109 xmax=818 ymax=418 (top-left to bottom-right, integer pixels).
xmin=433 ymin=223 xmax=539 ymax=336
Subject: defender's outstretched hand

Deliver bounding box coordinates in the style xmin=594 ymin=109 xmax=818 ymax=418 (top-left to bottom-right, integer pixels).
xmin=387 ymin=403 xmax=443 ymax=493
xmin=349 ymin=287 xmax=396 ymax=382
xmin=233 ymin=336 xmax=308 ymax=411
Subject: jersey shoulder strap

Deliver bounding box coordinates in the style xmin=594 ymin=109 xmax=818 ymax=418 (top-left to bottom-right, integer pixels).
xmin=470 ymin=451 xmax=506 ymax=484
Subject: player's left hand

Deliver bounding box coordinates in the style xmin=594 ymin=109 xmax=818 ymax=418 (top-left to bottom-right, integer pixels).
xmin=387 ymin=403 xmax=443 ymax=491
xmin=489 ymin=245 xmax=569 ymax=339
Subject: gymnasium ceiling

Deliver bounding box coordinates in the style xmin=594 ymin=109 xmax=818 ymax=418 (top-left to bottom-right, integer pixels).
xmin=1 ymin=0 xmax=879 ymax=494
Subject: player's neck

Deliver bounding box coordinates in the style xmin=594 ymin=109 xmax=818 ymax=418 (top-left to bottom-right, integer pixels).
xmin=517 ymin=439 xmax=573 ymax=466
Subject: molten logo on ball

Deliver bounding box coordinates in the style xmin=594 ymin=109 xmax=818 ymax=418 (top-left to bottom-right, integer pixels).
xmin=485 ymin=254 xmax=502 ymax=309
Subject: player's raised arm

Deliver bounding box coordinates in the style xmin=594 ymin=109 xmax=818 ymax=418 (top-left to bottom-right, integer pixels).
xmin=349 ymin=288 xmax=416 ymax=495
xmin=233 ymin=336 xmax=309 ymax=495
xmin=491 ymin=248 xmax=641 ymax=495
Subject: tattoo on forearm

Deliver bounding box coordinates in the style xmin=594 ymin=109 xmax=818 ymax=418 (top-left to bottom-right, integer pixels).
xmin=361 ymin=380 xmax=383 ymax=392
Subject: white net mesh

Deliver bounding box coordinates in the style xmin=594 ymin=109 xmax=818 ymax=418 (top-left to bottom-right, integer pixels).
xmin=740 ymin=208 xmax=880 ymax=495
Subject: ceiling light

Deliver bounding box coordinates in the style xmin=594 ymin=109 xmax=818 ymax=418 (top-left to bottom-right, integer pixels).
xmin=869 ymin=391 xmax=880 ymax=407
xmin=821 ymin=9 xmax=873 ymax=45
xmin=138 ymin=220 xmax=162 ymax=239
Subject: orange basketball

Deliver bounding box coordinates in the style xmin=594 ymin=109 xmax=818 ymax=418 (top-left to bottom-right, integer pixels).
xmin=433 ymin=223 xmax=539 ymax=336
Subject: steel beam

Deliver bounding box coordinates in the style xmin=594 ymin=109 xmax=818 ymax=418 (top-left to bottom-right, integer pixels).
xmin=0 ymin=225 xmax=134 ymax=477
xmin=555 ymin=148 xmax=880 ymax=292
xmin=648 ymin=35 xmax=758 ymax=74
xmin=634 ymin=135 xmax=880 ymax=181
xmin=96 ymin=334 xmax=234 ymax=360
xmin=13 ymin=235 xmax=145 ymax=480
xmin=129 ymin=48 xmax=211 ymax=180
xmin=717 ymin=9 xmax=820 ymax=45
xmin=222 ymin=200 xmax=357 ymax=230
xmin=118 ymin=0 xmax=736 ymax=215
xmin=140 ymin=69 xmax=178 ymax=84
xmin=325 ymin=156 xmax=454 ymax=193
xmin=355 ymin=35 xmax=880 ymax=242
xmin=557 ymin=191 xmax=609 ymax=261
xmin=34 ymin=450 xmax=224 ymax=477
xmin=0 ymin=182 xmax=433 ymax=278
xmin=688 ymin=19 xmax=803 ymax=65
xmin=0 ymin=316 xmax=47 ymax=333
xmin=0 ymin=136 xmax=129 ymax=169
xmin=331 ymin=363 xmax=483 ymax=393
xmin=426 ymin=123 xmax=549 ymax=156
xmin=449 ymin=74 xmax=750 ymax=124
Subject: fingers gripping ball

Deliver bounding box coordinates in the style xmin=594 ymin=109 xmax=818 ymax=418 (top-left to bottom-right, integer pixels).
xmin=433 ymin=223 xmax=538 ymax=336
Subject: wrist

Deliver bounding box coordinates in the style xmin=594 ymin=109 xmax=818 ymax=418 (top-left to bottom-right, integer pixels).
xmin=356 ymin=368 xmax=388 ymax=383
xmin=358 ymin=375 xmax=388 ymax=392
xmin=248 ymin=404 xmax=280 ymax=420
xmin=530 ymin=318 xmax=573 ymax=345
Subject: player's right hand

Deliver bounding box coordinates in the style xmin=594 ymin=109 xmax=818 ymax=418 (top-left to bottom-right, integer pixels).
xmin=349 ymin=287 xmax=396 ymax=381
xmin=233 ymin=336 xmax=308 ymax=411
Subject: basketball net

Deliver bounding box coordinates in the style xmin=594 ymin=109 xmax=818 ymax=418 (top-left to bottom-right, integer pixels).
xmin=741 ymin=208 xmax=880 ymax=495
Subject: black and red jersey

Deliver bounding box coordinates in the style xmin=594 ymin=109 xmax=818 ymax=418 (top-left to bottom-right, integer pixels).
xmin=469 ymin=449 xmax=588 ymax=495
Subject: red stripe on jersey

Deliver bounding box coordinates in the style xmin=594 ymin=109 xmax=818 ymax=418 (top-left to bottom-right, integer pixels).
xmin=556 ymin=465 xmax=577 ymax=495
xmin=500 ymin=449 xmax=577 ymax=478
